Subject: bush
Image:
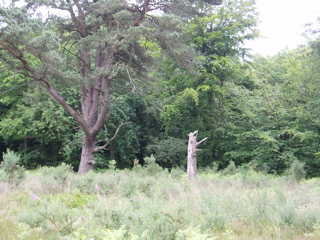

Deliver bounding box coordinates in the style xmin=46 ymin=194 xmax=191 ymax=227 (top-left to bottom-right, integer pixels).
xmin=286 ymin=160 xmax=306 ymax=182
xmin=0 ymin=169 xmax=9 ymax=182
xmin=143 ymin=155 xmax=163 ymax=175
xmin=19 ymin=190 xmax=95 ymax=236
xmin=221 ymin=161 xmax=237 ymax=176
xmin=0 ymin=149 xmax=25 ymax=185
xmin=170 ymin=167 xmax=186 ymax=179
xmin=176 ymin=226 xmax=218 ymax=240
xmin=36 ymin=163 xmax=73 ymax=193
xmin=51 ymin=162 xmax=73 ymax=184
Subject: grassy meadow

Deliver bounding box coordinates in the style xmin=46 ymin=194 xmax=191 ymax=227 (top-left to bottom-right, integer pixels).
xmin=1 ymin=162 xmax=320 ymax=240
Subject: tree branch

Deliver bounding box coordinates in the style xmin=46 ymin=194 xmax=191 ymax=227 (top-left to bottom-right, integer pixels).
xmin=0 ymin=80 xmax=29 ymax=94
xmin=119 ymin=64 xmax=136 ymax=92
xmin=39 ymin=79 xmax=92 ymax=142
xmin=94 ymin=122 xmax=130 ymax=152
xmin=197 ymin=137 xmax=208 ymax=146
xmin=0 ymin=40 xmax=31 ymax=72
xmin=131 ymin=0 xmax=150 ymax=26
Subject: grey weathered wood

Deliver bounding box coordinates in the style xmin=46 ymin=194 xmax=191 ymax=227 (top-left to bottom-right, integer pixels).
xmin=187 ymin=131 xmax=208 ymax=179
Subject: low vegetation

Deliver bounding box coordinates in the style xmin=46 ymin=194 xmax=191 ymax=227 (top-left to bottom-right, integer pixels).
xmin=1 ymin=160 xmax=320 ymax=240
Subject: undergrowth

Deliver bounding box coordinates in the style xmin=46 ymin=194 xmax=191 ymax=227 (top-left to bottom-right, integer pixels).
xmin=0 ymin=161 xmax=319 ymax=239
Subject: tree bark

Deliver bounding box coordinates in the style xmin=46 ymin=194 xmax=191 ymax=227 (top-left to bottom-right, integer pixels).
xmin=78 ymin=135 xmax=96 ymax=174
xmin=187 ymin=131 xmax=207 ymax=179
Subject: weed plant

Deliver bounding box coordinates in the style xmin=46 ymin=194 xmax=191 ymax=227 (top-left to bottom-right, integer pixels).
xmin=1 ymin=162 xmax=320 ymax=239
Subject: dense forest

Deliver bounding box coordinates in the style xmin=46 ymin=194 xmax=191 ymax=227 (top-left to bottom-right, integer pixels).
xmin=0 ymin=0 xmax=320 ymax=177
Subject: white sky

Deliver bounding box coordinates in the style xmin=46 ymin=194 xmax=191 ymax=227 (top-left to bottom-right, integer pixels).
xmin=246 ymin=0 xmax=320 ymax=56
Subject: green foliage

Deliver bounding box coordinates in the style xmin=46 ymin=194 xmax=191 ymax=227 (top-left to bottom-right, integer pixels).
xmin=0 ymin=88 xmax=80 ymax=168
xmin=0 ymin=169 xmax=9 ymax=182
xmin=55 ymin=188 xmax=97 ymax=209
xmin=0 ymin=0 xmax=318 ymax=181
xmin=286 ymin=160 xmax=306 ymax=182
xmin=221 ymin=160 xmax=237 ymax=175
xmin=144 ymin=154 xmax=156 ymax=165
xmin=2 ymin=166 xmax=320 ymax=239
xmin=94 ymin=93 xmax=163 ymax=169
xmin=158 ymin=0 xmax=260 ymax=170
xmin=100 ymin=226 xmax=129 ymax=240
xmin=19 ymin=195 xmax=83 ymax=235
xmin=0 ymin=149 xmax=25 ymax=185
xmin=162 ymin=88 xmax=200 ymax=137
xmin=147 ymin=137 xmax=187 ymax=168
xmin=70 ymin=171 xmax=97 ymax=194
xmin=39 ymin=163 xmax=73 ymax=184
xmin=143 ymin=154 xmax=164 ymax=175
xmin=170 ymin=167 xmax=186 ymax=179
xmin=69 ymin=226 xmax=149 ymax=240
xmin=227 ymin=47 xmax=320 ymax=176
xmin=120 ymin=177 xmax=137 ymax=197
xmin=176 ymin=226 xmax=218 ymax=240
xmin=35 ymin=163 xmax=74 ymax=193
xmin=108 ymin=160 xmax=117 ymax=171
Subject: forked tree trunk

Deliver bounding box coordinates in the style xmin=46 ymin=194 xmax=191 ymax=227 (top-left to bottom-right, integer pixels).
xmin=187 ymin=131 xmax=207 ymax=179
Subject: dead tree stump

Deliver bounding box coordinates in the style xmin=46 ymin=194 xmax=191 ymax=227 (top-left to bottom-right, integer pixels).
xmin=187 ymin=131 xmax=208 ymax=179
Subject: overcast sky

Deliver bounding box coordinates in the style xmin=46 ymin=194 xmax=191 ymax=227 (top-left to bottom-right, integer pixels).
xmin=246 ymin=0 xmax=320 ymax=56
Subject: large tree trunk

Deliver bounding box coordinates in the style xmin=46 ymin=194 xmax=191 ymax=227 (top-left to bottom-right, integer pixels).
xmin=78 ymin=136 xmax=96 ymax=174
xmin=187 ymin=131 xmax=207 ymax=179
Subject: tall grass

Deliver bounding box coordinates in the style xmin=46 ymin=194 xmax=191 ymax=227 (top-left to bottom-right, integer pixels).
xmin=1 ymin=164 xmax=320 ymax=239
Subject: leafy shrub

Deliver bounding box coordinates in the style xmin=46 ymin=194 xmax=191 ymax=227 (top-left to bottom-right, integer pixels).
xmin=286 ymin=160 xmax=306 ymax=182
xmin=69 ymin=226 xmax=149 ymax=240
xmin=143 ymin=154 xmax=163 ymax=175
xmin=51 ymin=162 xmax=73 ymax=184
xmin=4 ymin=164 xmax=320 ymax=239
xmin=108 ymin=160 xmax=117 ymax=171
xmin=137 ymin=178 xmax=154 ymax=196
xmin=120 ymin=177 xmax=137 ymax=197
xmin=200 ymin=195 xmax=227 ymax=230
xmin=19 ymin=209 xmax=48 ymax=229
xmin=0 ymin=149 xmax=25 ymax=185
xmin=37 ymin=163 xmax=73 ymax=193
xmin=100 ymin=226 xmax=128 ymax=239
xmin=19 ymin=190 xmax=94 ymax=236
xmin=71 ymin=171 xmax=96 ymax=194
xmin=221 ymin=160 xmax=237 ymax=175
xmin=92 ymin=174 xmax=119 ymax=195
xmin=170 ymin=167 xmax=186 ymax=179
xmin=0 ymin=169 xmax=9 ymax=182
xmin=55 ymin=188 xmax=96 ymax=209
xmin=176 ymin=226 xmax=218 ymax=240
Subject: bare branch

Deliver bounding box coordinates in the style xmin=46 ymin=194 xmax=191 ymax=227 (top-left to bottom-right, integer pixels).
xmin=94 ymin=122 xmax=131 ymax=152
xmin=249 ymin=121 xmax=257 ymax=130
xmin=118 ymin=64 xmax=136 ymax=92
xmin=197 ymin=137 xmax=208 ymax=146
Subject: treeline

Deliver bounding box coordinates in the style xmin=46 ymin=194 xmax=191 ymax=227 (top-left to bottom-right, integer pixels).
xmin=0 ymin=0 xmax=320 ymax=177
